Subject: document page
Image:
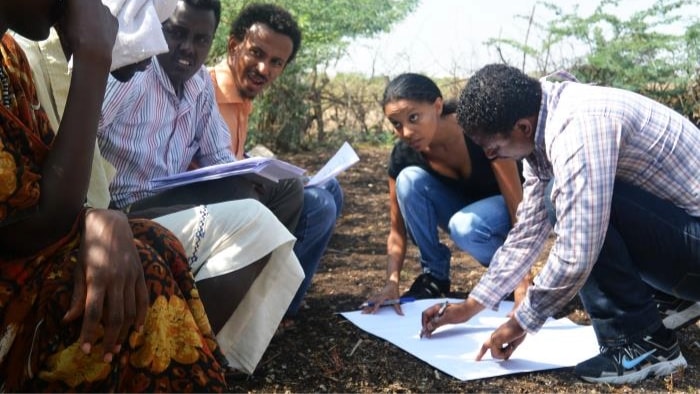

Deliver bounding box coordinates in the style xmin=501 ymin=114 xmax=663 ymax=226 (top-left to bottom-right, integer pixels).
xmin=341 ymin=299 xmax=598 ymax=381
xmin=149 ymin=142 xmax=358 ymax=192
xmin=305 ymin=142 xmax=360 ymax=188
xmin=149 ymin=157 xmax=306 ymax=192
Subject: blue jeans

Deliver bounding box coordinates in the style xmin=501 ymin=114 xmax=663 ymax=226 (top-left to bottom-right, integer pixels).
xmin=546 ymin=180 xmax=700 ymax=346
xmin=286 ymin=178 xmax=343 ymax=316
xmin=394 ymin=166 xmax=511 ymax=282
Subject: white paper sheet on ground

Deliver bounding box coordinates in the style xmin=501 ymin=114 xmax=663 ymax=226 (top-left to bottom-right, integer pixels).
xmin=341 ymin=298 xmax=599 ymax=381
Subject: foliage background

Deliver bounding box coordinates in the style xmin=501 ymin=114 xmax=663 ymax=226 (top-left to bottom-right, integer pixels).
xmin=207 ymin=3 xmax=700 ymax=390
xmin=210 ymin=0 xmax=700 ymax=153
xmin=210 ymin=0 xmax=419 ymax=152
xmin=487 ymin=0 xmax=700 ymax=125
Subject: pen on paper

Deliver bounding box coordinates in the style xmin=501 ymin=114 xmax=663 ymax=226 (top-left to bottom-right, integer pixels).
xmin=420 ymin=300 xmax=449 ymax=339
xmin=358 ymin=296 xmax=416 ymax=309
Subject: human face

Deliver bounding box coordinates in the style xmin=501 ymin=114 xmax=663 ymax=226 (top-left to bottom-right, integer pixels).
xmin=227 ymin=23 xmax=294 ymax=99
xmin=470 ymin=122 xmax=535 ymax=161
xmin=383 ymin=98 xmax=442 ymax=152
xmin=0 ymin=0 xmax=63 ymax=39
xmin=157 ymin=1 xmax=216 ymax=92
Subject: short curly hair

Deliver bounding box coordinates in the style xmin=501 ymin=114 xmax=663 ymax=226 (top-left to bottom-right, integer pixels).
xmin=457 ymin=64 xmax=542 ymax=139
xmin=183 ymin=0 xmax=221 ymax=28
xmin=229 ymin=3 xmax=302 ymax=64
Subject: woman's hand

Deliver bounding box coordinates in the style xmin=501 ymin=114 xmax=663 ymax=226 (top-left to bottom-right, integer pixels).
xmin=362 ymin=281 xmax=402 ymax=315
xmin=41 ymin=0 xmax=118 ymax=232
xmin=63 ymin=209 xmax=149 ymax=363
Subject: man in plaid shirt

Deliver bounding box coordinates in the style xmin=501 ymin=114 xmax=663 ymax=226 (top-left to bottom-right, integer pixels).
xmin=420 ymin=64 xmax=700 ymax=385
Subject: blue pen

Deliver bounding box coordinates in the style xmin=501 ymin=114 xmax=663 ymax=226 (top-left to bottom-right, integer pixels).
xmin=359 ymin=296 xmax=416 ymax=309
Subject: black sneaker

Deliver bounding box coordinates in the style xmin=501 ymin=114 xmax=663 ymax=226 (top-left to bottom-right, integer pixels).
xmin=401 ymin=273 xmax=450 ymax=300
xmin=654 ymin=292 xmax=700 ymax=330
xmin=574 ymin=328 xmax=687 ymax=384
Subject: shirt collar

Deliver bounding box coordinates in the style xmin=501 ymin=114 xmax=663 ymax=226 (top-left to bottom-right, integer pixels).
xmin=534 ymin=84 xmax=549 ymax=152
xmin=211 ymin=59 xmax=250 ymax=106
xmin=523 ymin=83 xmax=553 ymax=179
xmin=534 ymin=70 xmax=578 ymax=153
xmin=152 ymin=56 xmax=207 ymax=103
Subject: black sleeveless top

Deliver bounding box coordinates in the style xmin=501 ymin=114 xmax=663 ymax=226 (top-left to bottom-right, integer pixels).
xmin=387 ymin=135 xmax=504 ymax=202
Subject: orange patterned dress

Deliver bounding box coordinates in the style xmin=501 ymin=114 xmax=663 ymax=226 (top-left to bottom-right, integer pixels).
xmin=0 ymin=34 xmax=227 ymax=392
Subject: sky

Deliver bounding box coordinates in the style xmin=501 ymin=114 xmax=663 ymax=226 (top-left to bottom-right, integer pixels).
xmin=330 ymin=0 xmax=699 ymax=78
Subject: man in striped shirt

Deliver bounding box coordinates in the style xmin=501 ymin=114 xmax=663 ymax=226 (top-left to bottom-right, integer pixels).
xmin=420 ymin=64 xmax=700 ymax=384
xmin=88 ymin=0 xmax=306 ymax=377
xmin=97 ymin=0 xmax=304 ymax=234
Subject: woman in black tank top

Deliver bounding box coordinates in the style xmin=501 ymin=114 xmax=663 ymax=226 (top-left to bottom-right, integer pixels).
xmin=361 ymin=73 xmax=530 ymax=315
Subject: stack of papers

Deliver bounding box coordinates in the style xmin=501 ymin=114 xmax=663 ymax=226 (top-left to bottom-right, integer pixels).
xmin=150 ymin=157 xmax=306 ymax=191
xmin=149 ymin=142 xmax=360 ymax=192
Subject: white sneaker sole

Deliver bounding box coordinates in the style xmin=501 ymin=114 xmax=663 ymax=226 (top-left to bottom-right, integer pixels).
xmin=663 ymin=302 xmax=700 ymax=330
xmin=580 ymin=354 xmax=688 ymax=385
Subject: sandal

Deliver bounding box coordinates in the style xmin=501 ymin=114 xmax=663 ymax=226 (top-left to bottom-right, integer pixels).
xmin=401 ymin=273 xmax=450 ymax=299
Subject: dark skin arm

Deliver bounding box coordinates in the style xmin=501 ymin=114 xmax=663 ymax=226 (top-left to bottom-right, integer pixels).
xmin=0 ymin=1 xmax=147 ymax=363
xmin=489 ymin=159 xmax=521 ymax=226
xmin=420 ymin=296 xmax=485 ymax=337
xmin=490 ymin=158 xmax=532 ymax=310
xmin=421 ymin=296 xmax=527 ymax=360
xmin=420 ymin=160 xmax=528 ymax=358
xmin=0 ymin=0 xmax=117 ymax=255
xmin=362 ymin=177 xmax=407 ymax=315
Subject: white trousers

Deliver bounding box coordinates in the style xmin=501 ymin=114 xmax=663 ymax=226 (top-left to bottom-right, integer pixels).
xmin=154 ymin=199 xmax=303 ymax=373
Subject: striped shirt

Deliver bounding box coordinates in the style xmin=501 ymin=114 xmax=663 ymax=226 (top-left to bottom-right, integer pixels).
xmin=470 ymin=80 xmax=700 ymax=333
xmin=98 ymin=57 xmax=235 ymax=208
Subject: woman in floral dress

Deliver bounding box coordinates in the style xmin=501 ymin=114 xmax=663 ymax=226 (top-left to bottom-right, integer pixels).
xmin=0 ymin=0 xmax=227 ymax=391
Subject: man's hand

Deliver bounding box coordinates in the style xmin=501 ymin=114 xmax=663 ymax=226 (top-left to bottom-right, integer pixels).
xmin=420 ymin=297 xmax=485 ymax=338
xmin=63 ymin=209 xmax=148 ymax=363
xmin=476 ymin=317 xmax=527 ymax=361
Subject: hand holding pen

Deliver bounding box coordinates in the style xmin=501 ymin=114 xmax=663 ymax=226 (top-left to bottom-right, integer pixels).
xmin=420 ymin=297 xmax=486 ymax=340
xmin=419 ymin=300 xmax=449 ymax=338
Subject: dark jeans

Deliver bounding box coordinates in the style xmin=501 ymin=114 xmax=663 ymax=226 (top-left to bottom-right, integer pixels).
xmin=546 ymin=180 xmax=700 ymax=346
xmin=286 ymin=178 xmax=343 ymax=316
xmin=128 ymin=175 xmax=304 ymax=233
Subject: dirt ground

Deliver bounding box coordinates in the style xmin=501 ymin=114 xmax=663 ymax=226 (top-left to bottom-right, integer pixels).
xmin=228 ymin=144 xmax=700 ymax=393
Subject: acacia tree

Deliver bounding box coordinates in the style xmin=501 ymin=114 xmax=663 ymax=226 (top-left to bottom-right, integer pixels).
xmin=211 ymin=0 xmax=418 ymax=151
xmin=485 ymin=0 xmax=700 ymax=123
